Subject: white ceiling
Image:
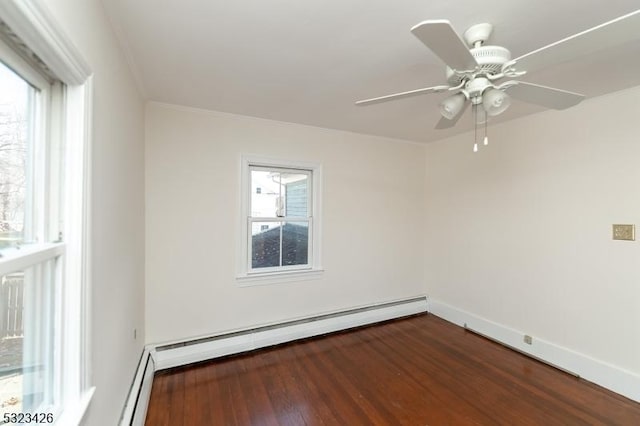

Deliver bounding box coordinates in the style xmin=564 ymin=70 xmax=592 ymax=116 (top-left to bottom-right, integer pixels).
xmin=102 ymin=0 xmax=640 ymax=143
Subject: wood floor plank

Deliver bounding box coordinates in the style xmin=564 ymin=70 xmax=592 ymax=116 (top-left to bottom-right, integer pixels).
xmin=207 ymin=357 xmax=241 ymax=425
xmin=146 ymin=314 xmax=640 ymax=425
xmin=290 ymin=339 xmax=378 ymax=424
xmin=260 ymin=349 xmax=329 ymax=425
xmin=236 ymin=355 xmax=280 ymax=426
xmin=281 ymin=349 xmax=341 ymax=425
xmin=351 ymin=323 xmax=488 ymax=425
xmin=378 ymin=320 xmax=556 ymax=425
xmin=181 ymin=367 xmax=197 ymax=424
xmin=223 ymin=356 xmax=254 ymax=425
xmin=145 ymin=367 xmax=169 ymax=426
xmin=192 ymin=362 xmax=215 ymax=424
xmin=309 ymin=334 xmax=403 ymax=424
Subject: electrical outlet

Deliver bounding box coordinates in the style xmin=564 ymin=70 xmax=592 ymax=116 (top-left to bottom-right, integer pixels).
xmin=134 ymin=328 xmax=137 ymax=340
xmin=612 ymin=224 xmax=635 ymax=241
xmin=524 ymin=335 xmax=532 ymax=345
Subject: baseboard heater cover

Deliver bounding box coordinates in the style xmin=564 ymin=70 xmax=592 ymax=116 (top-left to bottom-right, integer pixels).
xmin=120 ymin=348 xmax=155 ymax=426
xmin=152 ymin=296 xmax=428 ymax=370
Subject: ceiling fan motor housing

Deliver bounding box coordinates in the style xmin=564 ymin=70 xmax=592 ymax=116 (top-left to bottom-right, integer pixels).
xmin=446 ymin=45 xmax=511 ymax=84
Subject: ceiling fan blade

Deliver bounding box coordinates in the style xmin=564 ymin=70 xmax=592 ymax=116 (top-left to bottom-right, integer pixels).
xmin=355 ymin=85 xmax=449 ymax=106
xmin=507 ymin=81 xmax=585 ymax=110
xmin=411 ymin=20 xmax=478 ymax=71
xmin=435 ymin=101 xmax=469 ymax=129
xmin=513 ymin=10 xmax=640 ymax=74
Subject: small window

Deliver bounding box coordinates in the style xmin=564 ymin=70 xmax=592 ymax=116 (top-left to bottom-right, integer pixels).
xmin=239 ymin=156 xmax=322 ymax=280
xmin=249 ymin=166 xmax=311 ymax=271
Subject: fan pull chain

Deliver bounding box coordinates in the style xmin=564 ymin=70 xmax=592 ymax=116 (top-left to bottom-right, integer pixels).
xmin=483 ymin=110 xmax=489 ymax=146
xmin=473 ymin=104 xmax=478 ymax=153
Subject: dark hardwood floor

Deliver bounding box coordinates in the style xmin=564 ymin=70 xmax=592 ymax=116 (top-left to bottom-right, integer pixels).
xmin=145 ymin=314 xmax=640 ymax=425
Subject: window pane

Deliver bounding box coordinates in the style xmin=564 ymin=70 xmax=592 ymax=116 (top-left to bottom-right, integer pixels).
xmin=250 ymin=168 xmax=309 ymax=218
xmin=251 ymin=170 xmax=282 ymax=218
xmin=0 ymin=61 xmax=36 ymax=249
xmin=282 ymin=222 xmax=308 ymax=266
xmin=0 ymin=260 xmax=57 ymax=417
xmin=251 ymin=222 xmax=281 ymax=269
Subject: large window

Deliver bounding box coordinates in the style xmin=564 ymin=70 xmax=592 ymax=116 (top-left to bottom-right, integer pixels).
xmin=0 ymin=39 xmax=63 ymax=420
xmin=0 ymin=18 xmax=91 ymax=422
xmin=239 ymin=157 xmax=322 ymax=281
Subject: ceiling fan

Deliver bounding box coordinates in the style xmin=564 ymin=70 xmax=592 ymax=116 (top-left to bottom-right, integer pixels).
xmin=356 ymin=10 xmax=640 ymax=133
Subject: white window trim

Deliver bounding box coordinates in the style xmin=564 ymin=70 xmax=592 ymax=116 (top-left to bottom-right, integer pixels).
xmin=237 ymin=155 xmax=323 ymax=284
xmin=0 ymin=0 xmax=93 ymax=424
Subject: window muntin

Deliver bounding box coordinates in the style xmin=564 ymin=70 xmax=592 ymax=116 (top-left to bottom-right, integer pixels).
xmin=248 ymin=165 xmax=312 ymax=273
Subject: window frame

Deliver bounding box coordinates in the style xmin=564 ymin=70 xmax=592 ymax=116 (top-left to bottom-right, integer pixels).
xmin=0 ymin=35 xmax=65 ymax=417
xmin=0 ymin=0 xmax=93 ymax=423
xmin=238 ymin=155 xmax=323 ymax=284
xmin=247 ymin=165 xmax=313 ymax=274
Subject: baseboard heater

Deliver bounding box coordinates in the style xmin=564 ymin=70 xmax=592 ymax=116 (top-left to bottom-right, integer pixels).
xmin=153 ymin=296 xmax=428 ymax=371
xmin=120 ymin=348 xmax=155 ymax=426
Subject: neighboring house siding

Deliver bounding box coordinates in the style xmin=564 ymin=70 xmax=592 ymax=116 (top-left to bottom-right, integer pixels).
xmin=285 ymin=180 xmax=307 ymax=217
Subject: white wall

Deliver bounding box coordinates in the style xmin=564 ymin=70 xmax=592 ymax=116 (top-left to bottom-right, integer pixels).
xmin=145 ymin=103 xmax=425 ymax=343
xmin=424 ymin=86 xmax=640 ymax=376
xmin=42 ymin=1 xmax=145 ymax=425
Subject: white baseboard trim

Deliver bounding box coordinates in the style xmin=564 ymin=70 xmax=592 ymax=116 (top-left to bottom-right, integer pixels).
xmin=428 ymin=299 xmax=640 ymax=403
xmin=120 ymin=296 xmax=427 ymax=423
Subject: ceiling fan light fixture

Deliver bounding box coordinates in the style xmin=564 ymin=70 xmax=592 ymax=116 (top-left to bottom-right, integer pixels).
xmin=482 ymin=88 xmax=511 ymax=116
xmin=439 ymin=93 xmax=466 ymax=119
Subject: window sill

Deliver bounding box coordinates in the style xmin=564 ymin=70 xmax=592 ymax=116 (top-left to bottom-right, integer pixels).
xmin=55 ymin=386 xmax=95 ymax=425
xmin=236 ymin=268 xmax=324 ymax=286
